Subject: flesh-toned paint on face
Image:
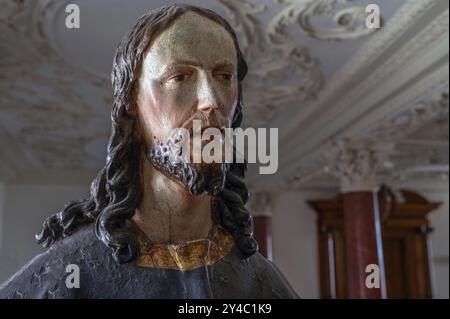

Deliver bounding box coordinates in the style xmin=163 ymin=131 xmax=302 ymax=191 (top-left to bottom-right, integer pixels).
xmin=136 ymin=11 xmax=239 ymax=147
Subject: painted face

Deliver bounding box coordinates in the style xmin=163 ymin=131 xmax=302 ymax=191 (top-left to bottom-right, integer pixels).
xmin=137 ymin=11 xmax=239 ymax=195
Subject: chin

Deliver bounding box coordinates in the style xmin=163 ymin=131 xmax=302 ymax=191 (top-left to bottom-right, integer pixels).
xmin=148 ymin=143 xmax=228 ymax=197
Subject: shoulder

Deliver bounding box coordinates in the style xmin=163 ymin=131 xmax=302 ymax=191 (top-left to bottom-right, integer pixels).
xmin=216 ymin=248 xmax=300 ymax=299
xmin=247 ymin=252 xmax=300 ymax=298
xmin=0 ymin=224 xmax=107 ymax=299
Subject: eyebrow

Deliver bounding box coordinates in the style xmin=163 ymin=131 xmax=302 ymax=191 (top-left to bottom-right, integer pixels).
xmin=212 ymin=62 xmax=236 ymax=70
xmin=163 ymin=60 xmax=236 ymax=73
xmin=168 ymin=59 xmax=203 ymax=68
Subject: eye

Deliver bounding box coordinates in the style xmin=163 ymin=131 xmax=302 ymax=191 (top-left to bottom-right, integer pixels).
xmin=167 ymin=71 xmax=193 ymax=84
xmin=170 ymin=74 xmax=188 ymax=83
xmin=217 ymin=73 xmax=234 ymax=82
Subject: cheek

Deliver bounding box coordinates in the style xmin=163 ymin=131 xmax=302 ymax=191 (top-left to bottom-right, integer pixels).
xmin=138 ymin=83 xmax=195 ymax=141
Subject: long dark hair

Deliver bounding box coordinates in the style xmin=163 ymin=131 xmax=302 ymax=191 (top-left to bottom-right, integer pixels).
xmin=36 ymin=4 xmax=258 ymax=263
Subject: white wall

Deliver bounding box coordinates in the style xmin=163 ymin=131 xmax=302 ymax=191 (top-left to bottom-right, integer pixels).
xmin=0 ymin=183 xmax=89 ymax=283
xmin=271 ymin=188 xmax=337 ymax=299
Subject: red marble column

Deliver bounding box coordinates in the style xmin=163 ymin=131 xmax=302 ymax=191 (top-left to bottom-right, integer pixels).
xmin=252 ymin=216 xmax=272 ymax=260
xmin=343 ymin=191 xmax=386 ymax=298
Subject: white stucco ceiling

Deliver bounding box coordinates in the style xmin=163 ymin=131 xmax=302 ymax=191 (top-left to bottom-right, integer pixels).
xmin=0 ymin=0 xmax=448 ymax=191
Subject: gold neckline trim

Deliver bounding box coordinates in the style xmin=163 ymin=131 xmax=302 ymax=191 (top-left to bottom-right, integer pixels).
xmin=135 ymin=224 xmax=235 ymax=271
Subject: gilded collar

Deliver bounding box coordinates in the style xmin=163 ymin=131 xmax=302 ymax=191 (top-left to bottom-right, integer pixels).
xmin=135 ymin=224 xmax=235 ymax=271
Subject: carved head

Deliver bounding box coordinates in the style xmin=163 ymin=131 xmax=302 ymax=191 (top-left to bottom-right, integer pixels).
xmin=137 ymin=11 xmax=240 ymax=196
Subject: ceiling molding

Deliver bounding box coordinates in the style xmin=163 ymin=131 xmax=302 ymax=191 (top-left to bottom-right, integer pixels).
xmin=220 ymin=0 xmax=326 ymax=127
xmin=281 ymin=3 xmax=448 ymax=150
xmin=279 ymin=89 xmax=449 ymax=191
xmin=253 ymin=1 xmax=449 ymax=191
xmin=269 ymin=0 xmax=378 ymax=41
xmin=276 ymin=0 xmax=446 ymax=140
xmin=360 ymin=92 xmax=449 ymax=144
xmin=0 ymin=0 xmax=111 ymax=172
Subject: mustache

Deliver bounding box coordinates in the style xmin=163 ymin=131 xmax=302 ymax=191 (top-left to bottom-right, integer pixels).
xmin=180 ymin=110 xmax=228 ymax=133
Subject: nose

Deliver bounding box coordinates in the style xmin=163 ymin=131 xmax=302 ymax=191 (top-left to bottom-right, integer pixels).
xmin=197 ymin=73 xmax=220 ymax=114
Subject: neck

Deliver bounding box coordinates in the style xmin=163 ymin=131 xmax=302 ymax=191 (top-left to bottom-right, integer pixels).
xmin=132 ymin=159 xmax=213 ymax=244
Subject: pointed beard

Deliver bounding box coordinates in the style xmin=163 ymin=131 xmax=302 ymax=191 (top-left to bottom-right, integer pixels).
xmin=147 ymin=136 xmax=228 ymax=196
xmin=147 ymin=110 xmax=230 ymax=196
